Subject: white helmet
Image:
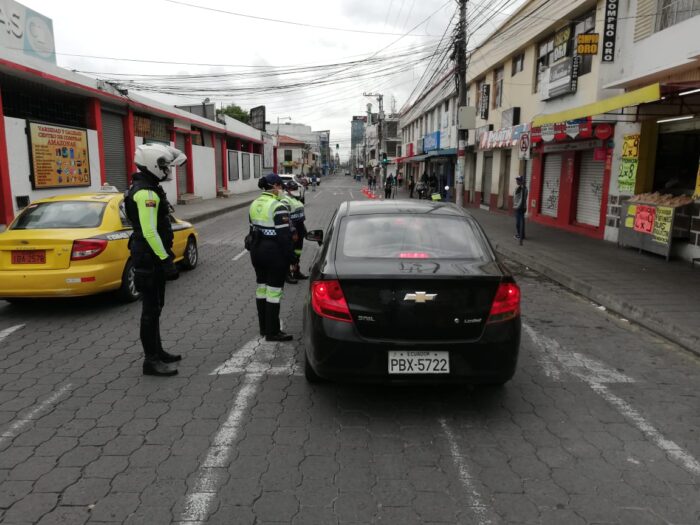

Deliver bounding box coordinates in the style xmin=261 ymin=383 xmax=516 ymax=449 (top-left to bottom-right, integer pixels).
xmin=134 ymin=143 xmax=187 ymax=181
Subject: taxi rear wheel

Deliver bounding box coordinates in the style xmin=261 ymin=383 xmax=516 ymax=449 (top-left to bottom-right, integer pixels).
xmin=116 ymin=259 xmax=140 ymax=302
xmin=181 ymin=236 xmax=198 ymax=270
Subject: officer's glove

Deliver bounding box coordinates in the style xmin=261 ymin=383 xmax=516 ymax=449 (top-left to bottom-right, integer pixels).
xmin=162 ymin=256 xmax=180 ymax=281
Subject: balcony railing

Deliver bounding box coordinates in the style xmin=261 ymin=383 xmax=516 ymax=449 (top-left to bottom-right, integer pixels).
xmin=657 ymin=0 xmax=700 ymax=31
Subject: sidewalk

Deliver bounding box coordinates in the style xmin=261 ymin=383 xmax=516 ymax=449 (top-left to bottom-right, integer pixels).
xmin=390 ymin=185 xmax=700 ymax=354
xmin=172 ymin=190 xmax=258 ymax=223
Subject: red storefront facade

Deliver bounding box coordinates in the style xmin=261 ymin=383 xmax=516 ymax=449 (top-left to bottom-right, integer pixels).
xmin=528 ymin=118 xmax=614 ymax=239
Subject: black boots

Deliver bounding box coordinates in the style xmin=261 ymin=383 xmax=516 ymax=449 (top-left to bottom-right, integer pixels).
xmin=285 ymin=271 xmax=298 ymax=284
xmin=158 ymin=350 xmax=181 ymax=363
xmin=143 ymin=359 xmax=178 ymax=376
xmin=256 ymin=298 xmax=267 ymax=336
xmin=266 ymin=331 xmax=293 ymax=342
xmin=293 ymin=269 xmax=308 ymax=280
xmin=265 ymin=302 xmax=293 ymax=342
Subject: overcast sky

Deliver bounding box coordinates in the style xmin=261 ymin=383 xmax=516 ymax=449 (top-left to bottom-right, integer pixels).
xmin=23 ymin=0 xmax=517 ymax=159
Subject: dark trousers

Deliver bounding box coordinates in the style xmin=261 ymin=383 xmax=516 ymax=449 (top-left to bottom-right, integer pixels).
xmin=251 ymin=242 xmax=288 ymax=336
xmin=515 ymin=209 xmax=526 ymax=240
xmin=133 ymin=253 xmax=166 ymax=361
xmin=409 ymin=186 xmax=414 ymax=198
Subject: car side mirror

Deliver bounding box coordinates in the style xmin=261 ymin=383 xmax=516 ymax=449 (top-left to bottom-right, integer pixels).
xmin=306 ymin=230 xmax=323 ymax=245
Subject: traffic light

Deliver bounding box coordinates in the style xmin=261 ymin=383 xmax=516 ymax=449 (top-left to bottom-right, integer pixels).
xmin=381 ymin=152 xmax=388 ymax=164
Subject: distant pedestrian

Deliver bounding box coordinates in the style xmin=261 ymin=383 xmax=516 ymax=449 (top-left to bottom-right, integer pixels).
xmin=514 ymin=176 xmax=528 ymax=245
xmin=397 ymin=170 xmax=403 ymax=188
xmin=384 ymin=173 xmax=395 ymax=199
xmin=408 ymin=176 xmax=415 ymax=198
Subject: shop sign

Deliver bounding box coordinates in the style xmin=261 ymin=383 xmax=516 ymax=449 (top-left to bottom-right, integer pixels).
xmin=553 ymin=26 xmax=572 ymax=62
xmin=602 ymin=0 xmax=618 ymax=62
xmin=548 ymin=56 xmax=580 ymax=99
xmin=479 ymin=84 xmax=490 ymax=120
xmin=618 ymin=133 xmax=640 ymax=193
xmin=531 ymin=118 xmax=592 ymax=143
xmin=543 ymin=139 xmax=602 ymax=153
xmin=652 ymin=206 xmax=673 ymax=244
xmin=406 ymin=143 xmax=414 ymax=157
xmin=633 ymin=205 xmax=655 ymax=234
xmin=518 ymin=132 xmax=531 ymax=160
xmin=250 ymin=106 xmax=266 ymax=132
xmin=479 ymin=123 xmax=531 ymax=151
xmin=0 ymin=0 xmax=55 ymax=63
xmin=423 ymin=131 xmax=440 ymax=152
xmin=28 ymin=121 xmax=91 ymax=189
xmin=594 ymin=123 xmax=614 ymax=140
xmin=577 ymin=33 xmax=599 ymax=55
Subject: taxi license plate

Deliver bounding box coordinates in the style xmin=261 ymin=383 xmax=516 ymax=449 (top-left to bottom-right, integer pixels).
xmin=12 ymin=250 xmax=46 ymax=264
xmin=388 ymin=351 xmax=449 ymax=374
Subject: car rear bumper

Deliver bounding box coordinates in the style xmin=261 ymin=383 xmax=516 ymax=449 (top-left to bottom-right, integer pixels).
xmin=304 ymin=308 xmax=520 ymax=384
xmin=0 ymin=262 xmax=123 ymax=298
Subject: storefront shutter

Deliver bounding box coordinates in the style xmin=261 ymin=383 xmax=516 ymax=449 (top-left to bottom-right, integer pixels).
xmin=576 ymin=149 xmax=604 ymax=226
xmin=175 ymin=133 xmax=187 ymax=195
xmin=541 ymin=153 xmax=562 ymax=218
xmin=101 ymin=111 xmax=127 ymax=191
xmin=481 ymin=154 xmax=493 ymax=204
xmin=214 ymin=135 xmax=223 ymax=188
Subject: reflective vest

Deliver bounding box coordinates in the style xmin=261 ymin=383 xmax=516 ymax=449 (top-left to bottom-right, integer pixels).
xmin=280 ymin=195 xmax=305 ymax=223
xmin=249 ymin=192 xmax=289 ymax=237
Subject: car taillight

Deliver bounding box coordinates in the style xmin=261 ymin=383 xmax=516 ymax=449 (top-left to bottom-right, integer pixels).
xmin=311 ymin=280 xmax=352 ymax=323
xmin=487 ymin=282 xmax=520 ymax=323
xmin=71 ymin=239 xmax=108 ymax=261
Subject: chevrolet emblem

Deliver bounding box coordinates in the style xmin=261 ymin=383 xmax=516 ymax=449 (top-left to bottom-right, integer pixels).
xmin=403 ymin=291 xmax=437 ymax=303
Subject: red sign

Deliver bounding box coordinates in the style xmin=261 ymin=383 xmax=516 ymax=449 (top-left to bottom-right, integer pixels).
xmin=634 ymin=205 xmax=656 ymax=234
xmin=595 ymin=124 xmax=613 ymax=140
xmin=531 ymin=117 xmax=592 ymax=143
xmin=406 ymin=143 xmax=414 ymax=157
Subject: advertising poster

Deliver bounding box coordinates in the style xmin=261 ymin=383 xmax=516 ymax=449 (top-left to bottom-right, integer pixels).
xmin=28 ymin=121 xmax=91 ymax=189
xmin=618 ymin=133 xmax=640 ymax=193
xmin=652 ymin=206 xmax=673 ymax=244
xmin=633 ymin=205 xmax=656 ymax=234
xmin=621 ymin=134 xmax=640 ymax=158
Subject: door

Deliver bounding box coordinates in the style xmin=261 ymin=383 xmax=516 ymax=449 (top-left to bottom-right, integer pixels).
xmin=541 ymin=153 xmax=562 ymax=218
xmin=576 ymin=149 xmax=605 ymax=226
xmin=101 ymin=111 xmax=127 ymax=191
xmin=498 ymin=150 xmax=511 ymax=209
xmin=481 ymin=153 xmax=493 ymax=205
xmin=175 ymin=133 xmax=187 ymax=195
xmin=214 ymin=135 xmax=223 ymax=188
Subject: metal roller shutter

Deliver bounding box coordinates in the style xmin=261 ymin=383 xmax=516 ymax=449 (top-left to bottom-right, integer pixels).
xmin=576 ymin=149 xmax=604 ymax=226
xmin=214 ymin=135 xmax=223 ymax=188
xmin=175 ymin=134 xmax=187 ymax=195
xmin=101 ymin=111 xmax=126 ymax=190
xmin=541 ymin=153 xmax=562 ymax=218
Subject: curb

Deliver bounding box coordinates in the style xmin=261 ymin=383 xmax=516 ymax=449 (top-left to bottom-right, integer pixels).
xmin=178 ymin=198 xmax=256 ymax=224
xmin=494 ymin=241 xmax=700 ymax=357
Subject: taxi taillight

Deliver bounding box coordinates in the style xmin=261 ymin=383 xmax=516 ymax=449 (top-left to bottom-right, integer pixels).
xmin=71 ymin=239 xmax=108 ymax=261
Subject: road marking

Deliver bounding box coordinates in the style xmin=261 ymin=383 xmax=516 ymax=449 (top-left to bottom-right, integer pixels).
xmin=179 ymin=373 xmax=262 ymax=523
xmin=312 ymin=190 xmax=323 ymax=200
xmin=524 ymin=323 xmax=700 ymax=477
xmin=439 ymin=418 xmax=493 ymax=525
xmin=232 ymin=249 xmax=248 ymax=261
xmin=0 ymin=384 xmax=72 ymax=446
xmin=0 ymin=324 xmax=24 ymax=344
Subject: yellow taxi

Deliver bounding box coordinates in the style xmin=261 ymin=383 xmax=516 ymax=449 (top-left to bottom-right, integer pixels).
xmin=0 ymin=186 xmax=198 ymax=302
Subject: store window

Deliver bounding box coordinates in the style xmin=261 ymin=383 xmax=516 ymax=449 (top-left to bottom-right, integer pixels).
xmin=535 ymin=37 xmax=554 ymax=94
xmin=574 ymin=11 xmax=596 ymax=76
xmin=657 ymin=0 xmax=700 ymax=31
xmin=284 ymin=149 xmax=293 ymax=161
xmin=511 ymin=53 xmax=525 ymax=76
xmin=242 ymin=153 xmax=251 ymax=180
xmin=493 ymin=67 xmax=504 ymax=108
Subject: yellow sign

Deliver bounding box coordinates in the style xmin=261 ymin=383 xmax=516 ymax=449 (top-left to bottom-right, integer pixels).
xmin=577 ymin=33 xmax=599 ymax=55
xmin=29 ymin=122 xmax=91 ymax=189
xmin=621 ymin=134 xmax=640 ymax=159
xmin=652 ymin=206 xmax=673 ymax=244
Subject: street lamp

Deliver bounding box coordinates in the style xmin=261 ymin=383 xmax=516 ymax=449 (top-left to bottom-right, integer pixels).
xmin=275 ymin=116 xmax=292 ymax=174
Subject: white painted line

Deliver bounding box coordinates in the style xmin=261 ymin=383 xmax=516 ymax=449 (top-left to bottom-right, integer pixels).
xmin=0 ymin=384 xmax=72 ymax=445
xmin=0 ymin=324 xmax=24 ymax=344
xmin=210 ymin=337 xmax=264 ymax=375
xmin=232 ymin=249 xmax=248 ymax=261
xmin=312 ymin=190 xmax=323 ymax=200
xmin=523 ymin=323 xmax=700 ymax=477
xmin=439 ymin=418 xmax=493 ymax=525
xmin=179 ymin=373 xmax=262 ymax=522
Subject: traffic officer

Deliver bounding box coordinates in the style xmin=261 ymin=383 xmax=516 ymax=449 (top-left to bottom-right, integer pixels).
xmin=124 ymin=144 xmax=186 ymax=377
xmin=248 ymin=174 xmax=295 ymax=342
xmin=280 ymin=181 xmax=308 ymax=284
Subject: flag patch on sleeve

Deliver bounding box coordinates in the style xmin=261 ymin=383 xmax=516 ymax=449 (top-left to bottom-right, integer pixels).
xmin=145 ymin=200 xmax=157 ymax=208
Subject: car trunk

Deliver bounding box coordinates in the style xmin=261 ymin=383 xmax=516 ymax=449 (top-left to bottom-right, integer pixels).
xmin=336 ymin=259 xmax=502 ymax=341
xmin=0 ymin=231 xmax=79 ymax=270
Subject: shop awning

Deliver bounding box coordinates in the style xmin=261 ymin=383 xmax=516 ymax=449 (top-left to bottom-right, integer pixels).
xmin=406 ymin=154 xmax=428 ymax=162
xmin=532 ymin=83 xmax=662 ymax=127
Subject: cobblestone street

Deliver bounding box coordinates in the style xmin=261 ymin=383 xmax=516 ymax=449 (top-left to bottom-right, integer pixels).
xmin=1 ymin=177 xmax=698 ymax=524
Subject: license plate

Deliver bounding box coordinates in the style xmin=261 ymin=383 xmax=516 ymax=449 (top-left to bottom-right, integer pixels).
xmin=11 ymin=250 xmax=46 ymax=264
xmin=388 ymin=351 xmax=449 ymax=374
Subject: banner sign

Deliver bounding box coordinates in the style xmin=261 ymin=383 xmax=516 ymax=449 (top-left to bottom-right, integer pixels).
xmin=633 ymin=205 xmax=656 ymax=234
xmin=518 ymin=132 xmax=531 ymax=160
xmin=249 ymin=105 xmax=266 ymax=132
xmin=531 ymin=118 xmax=592 ymax=143
xmin=577 ymin=33 xmax=599 ymax=55
xmin=618 ymin=133 xmax=640 ymax=193
xmin=423 ymin=131 xmax=440 ymax=152
xmin=602 ymin=0 xmax=618 ymax=62
xmin=548 ymin=56 xmax=580 ymax=99
xmin=28 ymin=121 xmax=91 ymax=189
xmin=479 ymin=123 xmax=530 ymax=151
xmin=0 ymin=0 xmax=55 ymax=63
xmin=479 ymin=84 xmax=490 ymax=120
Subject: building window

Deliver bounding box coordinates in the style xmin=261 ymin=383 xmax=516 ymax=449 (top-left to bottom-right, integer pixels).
xmin=242 ymin=153 xmax=251 ymax=180
xmin=493 ymin=67 xmax=504 ymax=108
xmin=657 ymin=0 xmax=700 ymax=31
xmin=511 ymin=53 xmax=524 ymax=76
xmin=574 ymin=11 xmax=596 ymax=76
xmin=284 ymin=149 xmax=292 ymax=161
xmin=535 ymin=37 xmax=554 ymax=93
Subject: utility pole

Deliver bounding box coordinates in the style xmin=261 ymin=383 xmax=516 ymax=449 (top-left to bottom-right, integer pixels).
xmin=455 ymin=0 xmax=467 ymax=207
xmin=364 ymin=93 xmax=384 ymax=186
xmin=365 ymin=103 xmax=372 ymax=181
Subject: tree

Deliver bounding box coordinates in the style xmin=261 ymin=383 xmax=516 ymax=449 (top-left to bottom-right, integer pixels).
xmin=217 ymin=104 xmax=249 ymax=124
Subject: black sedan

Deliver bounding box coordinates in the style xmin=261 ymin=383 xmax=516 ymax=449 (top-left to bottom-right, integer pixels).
xmin=302 ymin=200 xmax=521 ymax=385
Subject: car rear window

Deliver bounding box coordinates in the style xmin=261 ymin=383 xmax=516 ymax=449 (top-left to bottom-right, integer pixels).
xmin=340 ymin=215 xmax=490 ymax=260
xmin=11 ymin=201 xmax=107 ymax=230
